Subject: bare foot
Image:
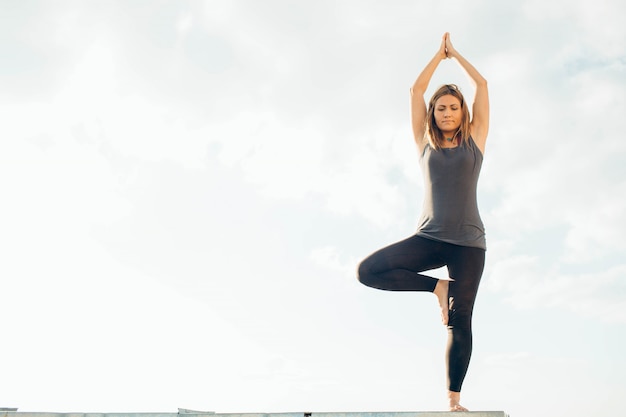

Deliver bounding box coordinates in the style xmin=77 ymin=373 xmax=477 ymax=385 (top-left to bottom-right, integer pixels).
xmin=450 ymin=404 xmax=469 ymax=412
xmin=448 ymin=390 xmax=468 ymax=412
xmin=433 ymin=279 xmax=450 ymax=325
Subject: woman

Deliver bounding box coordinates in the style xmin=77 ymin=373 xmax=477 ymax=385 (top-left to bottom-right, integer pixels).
xmin=357 ymin=33 xmax=489 ymax=412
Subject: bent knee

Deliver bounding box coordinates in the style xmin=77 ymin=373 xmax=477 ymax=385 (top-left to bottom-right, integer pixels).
xmin=356 ymin=261 xmax=373 ymax=286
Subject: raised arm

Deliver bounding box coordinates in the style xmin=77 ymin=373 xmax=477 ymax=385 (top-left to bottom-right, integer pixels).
xmin=410 ymin=34 xmax=448 ymax=154
xmin=445 ymin=34 xmax=489 ymax=154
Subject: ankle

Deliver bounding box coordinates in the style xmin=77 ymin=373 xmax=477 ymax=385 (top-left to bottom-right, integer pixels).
xmin=447 ymin=390 xmax=468 ymax=411
xmin=434 ymin=279 xmax=449 ymax=296
xmin=447 ymin=390 xmax=461 ymax=404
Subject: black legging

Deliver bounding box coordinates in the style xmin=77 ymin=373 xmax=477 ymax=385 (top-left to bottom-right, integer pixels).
xmin=357 ymin=234 xmax=485 ymax=392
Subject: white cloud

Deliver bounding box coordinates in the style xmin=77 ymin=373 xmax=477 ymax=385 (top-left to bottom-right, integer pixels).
xmin=562 ymin=189 xmax=626 ymax=263
xmin=310 ymin=245 xmax=358 ymax=282
xmin=0 ymin=115 xmax=131 ymax=239
xmin=176 ymin=11 xmax=194 ymax=36
xmin=0 ymin=234 xmax=278 ymax=412
xmin=486 ymin=255 xmax=626 ymax=323
xmin=478 ymin=13 xmax=626 ymax=327
xmin=470 ymin=349 xmax=619 ymax=416
xmin=206 ymin=107 xmax=412 ymax=228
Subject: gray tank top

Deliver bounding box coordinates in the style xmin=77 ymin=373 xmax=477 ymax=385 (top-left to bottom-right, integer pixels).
xmin=416 ymin=137 xmax=486 ymax=250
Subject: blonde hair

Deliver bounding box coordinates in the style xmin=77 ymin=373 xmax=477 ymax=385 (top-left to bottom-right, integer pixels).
xmin=425 ymin=84 xmax=471 ymax=150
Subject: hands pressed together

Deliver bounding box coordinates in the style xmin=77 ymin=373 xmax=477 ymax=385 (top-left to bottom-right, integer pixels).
xmin=438 ymin=32 xmax=458 ymax=60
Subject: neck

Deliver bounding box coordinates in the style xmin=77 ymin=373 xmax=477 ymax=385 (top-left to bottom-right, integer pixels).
xmin=443 ymin=130 xmax=458 ymax=143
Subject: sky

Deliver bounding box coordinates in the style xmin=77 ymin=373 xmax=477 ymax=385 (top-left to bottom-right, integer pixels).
xmin=1 ymin=0 xmax=625 ymax=416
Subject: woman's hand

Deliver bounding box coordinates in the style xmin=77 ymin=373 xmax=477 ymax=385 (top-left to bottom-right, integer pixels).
xmin=444 ymin=32 xmax=458 ymax=58
xmin=437 ymin=32 xmax=449 ymax=60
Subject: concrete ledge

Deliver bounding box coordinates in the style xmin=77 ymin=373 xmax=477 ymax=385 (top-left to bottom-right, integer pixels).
xmin=1 ymin=411 xmax=509 ymax=417
xmin=311 ymin=413 xmax=508 ymax=417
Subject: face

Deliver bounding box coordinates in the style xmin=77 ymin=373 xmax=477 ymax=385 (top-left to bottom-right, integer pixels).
xmin=434 ymin=94 xmax=462 ymax=133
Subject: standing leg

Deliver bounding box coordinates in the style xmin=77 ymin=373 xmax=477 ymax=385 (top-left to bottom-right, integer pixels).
xmin=444 ymin=244 xmax=485 ymax=410
xmin=357 ymin=235 xmax=446 ymax=291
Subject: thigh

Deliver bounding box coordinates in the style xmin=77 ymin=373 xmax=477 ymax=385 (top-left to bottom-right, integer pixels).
xmin=361 ymin=234 xmax=446 ymax=274
xmin=446 ymin=245 xmax=485 ymax=312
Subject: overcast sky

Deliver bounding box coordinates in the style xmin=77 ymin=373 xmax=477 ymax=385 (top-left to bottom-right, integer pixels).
xmin=1 ymin=1 xmax=625 ymax=416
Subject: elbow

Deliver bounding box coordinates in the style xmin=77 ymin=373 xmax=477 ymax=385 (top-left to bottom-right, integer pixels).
xmin=410 ymin=86 xmax=426 ymax=97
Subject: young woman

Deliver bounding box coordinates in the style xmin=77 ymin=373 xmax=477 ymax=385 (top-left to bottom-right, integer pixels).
xmin=357 ymin=33 xmax=489 ymax=412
